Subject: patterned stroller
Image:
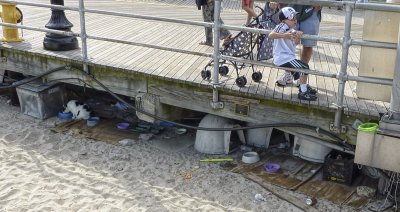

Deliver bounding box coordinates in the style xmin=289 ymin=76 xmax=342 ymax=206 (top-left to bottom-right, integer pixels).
xmin=201 ymin=6 xmax=278 ymax=87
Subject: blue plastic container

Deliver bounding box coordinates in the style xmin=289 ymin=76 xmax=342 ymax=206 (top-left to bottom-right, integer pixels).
xmin=87 ymin=117 xmax=100 ymax=127
xmin=58 ymin=111 xmax=73 ymax=120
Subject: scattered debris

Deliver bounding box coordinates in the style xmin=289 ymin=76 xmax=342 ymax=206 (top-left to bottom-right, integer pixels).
xmin=116 ymin=122 xmax=130 ymax=130
xmin=254 ymin=193 xmax=266 ymax=202
xmin=114 ymin=101 xmax=128 ymax=110
xmin=139 ymin=133 xmax=153 ymax=141
xmin=240 ymin=145 xmax=253 ymax=152
xmin=180 ymin=172 xmax=192 ymax=182
xmin=108 ymin=149 xmax=130 ymax=161
xmin=119 ymin=139 xmax=135 ymax=146
xmin=200 ymin=158 xmax=234 ymax=162
xmin=305 ymin=197 xmax=316 ymax=206
xmin=356 ymin=186 xmax=376 ymax=198
xmin=175 ymin=128 xmax=187 ymax=135
xmin=264 ymin=163 xmax=280 ymax=173
xmin=364 ymin=199 xmax=394 ymax=212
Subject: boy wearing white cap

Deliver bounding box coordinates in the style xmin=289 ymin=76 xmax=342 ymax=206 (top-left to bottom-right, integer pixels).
xmin=268 ymin=6 xmax=317 ymax=101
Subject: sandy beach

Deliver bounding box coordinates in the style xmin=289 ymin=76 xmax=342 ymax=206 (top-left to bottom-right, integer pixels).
xmin=0 ymin=94 xmax=369 ymax=211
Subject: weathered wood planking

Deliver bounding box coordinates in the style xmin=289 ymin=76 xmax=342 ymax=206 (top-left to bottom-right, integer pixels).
xmin=0 ymin=0 xmax=388 ymax=121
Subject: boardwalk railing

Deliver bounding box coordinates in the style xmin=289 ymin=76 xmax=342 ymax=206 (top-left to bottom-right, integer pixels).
xmin=0 ymin=0 xmax=400 ymax=132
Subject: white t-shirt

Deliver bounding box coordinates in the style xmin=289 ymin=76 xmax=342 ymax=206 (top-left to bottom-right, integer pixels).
xmin=272 ymin=23 xmax=296 ymax=66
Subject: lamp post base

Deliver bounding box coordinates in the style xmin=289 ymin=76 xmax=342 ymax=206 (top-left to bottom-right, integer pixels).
xmin=43 ymin=0 xmax=79 ymax=51
xmin=43 ymin=35 xmax=78 ymax=51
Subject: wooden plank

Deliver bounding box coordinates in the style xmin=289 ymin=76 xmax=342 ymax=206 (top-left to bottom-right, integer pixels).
xmin=254 ymin=65 xmax=270 ymax=97
xmin=116 ymin=23 xmax=181 ymax=72
xmin=89 ymin=18 xmax=140 ymax=63
xmin=265 ymin=67 xmax=279 ymax=100
xmin=140 ymin=25 xmax=192 ymax=76
xmin=86 ymin=18 xmax=151 ymax=67
xmin=156 ymin=26 xmax=201 ymax=78
xmin=102 ymin=23 xmax=169 ymax=70
xmin=332 ymin=44 xmax=369 ymax=116
xmin=166 ymin=38 xmax=206 ymax=80
xmin=162 ymin=30 xmax=206 ymax=80
xmin=317 ymin=43 xmax=338 ymax=109
xmin=272 ymin=68 xmax=285 ymax=102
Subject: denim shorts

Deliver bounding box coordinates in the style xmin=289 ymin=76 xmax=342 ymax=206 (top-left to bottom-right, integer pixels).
xmin=297 ymin=11 xmax=320 ymax=47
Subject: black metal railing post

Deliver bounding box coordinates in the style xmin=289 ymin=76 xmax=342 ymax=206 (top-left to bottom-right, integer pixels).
xmin=43 ymin=0 xmax=78 ymax=51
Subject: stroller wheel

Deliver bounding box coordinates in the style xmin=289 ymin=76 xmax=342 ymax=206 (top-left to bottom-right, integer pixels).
xmin=218 ymin=66 xmax=229 ymax=76
xmin=252 ymin=71 xmax=263 ymax=82
xmin=201 ymin=70 xmax=211 ymax=80
xmin=235 ymin=76 xmax=247 ymax=87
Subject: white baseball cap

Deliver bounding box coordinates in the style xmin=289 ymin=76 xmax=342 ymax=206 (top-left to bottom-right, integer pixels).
xmin=278 ymin=7 xmax=299 ymax=21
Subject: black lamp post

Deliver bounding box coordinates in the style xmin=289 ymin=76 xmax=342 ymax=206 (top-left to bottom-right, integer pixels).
xmin=43 ymin=0 xmax=79 ymax=51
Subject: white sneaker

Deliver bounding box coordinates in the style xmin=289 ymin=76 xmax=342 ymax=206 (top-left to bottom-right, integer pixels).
xmin=276 ymin=71 xmax=293 ymax=87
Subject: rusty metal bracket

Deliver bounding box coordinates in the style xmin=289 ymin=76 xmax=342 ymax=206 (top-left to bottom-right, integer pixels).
xmin=210 ymin=101 xmax=224 ymax=109
xmin=330 ymin=122 xmax=347 ymax=134
xmin=234 ymin=103 xmax=249 ymax=116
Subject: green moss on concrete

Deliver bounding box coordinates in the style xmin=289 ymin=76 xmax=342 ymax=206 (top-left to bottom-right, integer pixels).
xmin=3 ymin=48 xmax=376 ymax=144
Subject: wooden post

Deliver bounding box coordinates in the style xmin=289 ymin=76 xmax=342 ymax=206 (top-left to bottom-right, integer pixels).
xmin=357 ymin=1 xmax=400 ymax=101
xmin=0 ymin=69 xmax=4 ymax=83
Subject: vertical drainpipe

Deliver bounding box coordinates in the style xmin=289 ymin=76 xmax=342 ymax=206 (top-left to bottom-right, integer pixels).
xmin=78 ymin=0 xmax=89 ymax=73
xmin=211 ymin=0 xmax=223 ymax=109
xmin=334 ymin=3 xmax=353 ymax=131
xmin=389 ymin=23 xmax=400 ymax=120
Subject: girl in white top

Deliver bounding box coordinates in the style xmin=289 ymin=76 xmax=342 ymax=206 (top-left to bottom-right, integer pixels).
xmin=268 ymin=7 xmax=317 ymax=101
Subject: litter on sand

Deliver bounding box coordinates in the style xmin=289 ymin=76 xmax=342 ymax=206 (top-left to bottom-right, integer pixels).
xmin=200 ymin=158 xmax=234 ymax=162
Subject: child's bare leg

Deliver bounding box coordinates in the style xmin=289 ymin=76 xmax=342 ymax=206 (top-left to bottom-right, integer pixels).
xmin=299 ymin=46 xmax=313 ymax=85
xmin=243 ymin=7 xmax=253 ymax=25
xmin=299 ymin=74 xmax=307 ymax=85
xmin=243 ymin=0 xmax=257 ymax=25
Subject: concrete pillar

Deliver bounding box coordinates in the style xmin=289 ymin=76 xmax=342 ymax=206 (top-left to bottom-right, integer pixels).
xmin=357 ymin=1 xmax=400 ymax=102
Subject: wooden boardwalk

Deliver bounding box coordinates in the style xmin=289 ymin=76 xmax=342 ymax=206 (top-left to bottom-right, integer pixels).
xmin=0 ymin=0 xmax=389 ymax=119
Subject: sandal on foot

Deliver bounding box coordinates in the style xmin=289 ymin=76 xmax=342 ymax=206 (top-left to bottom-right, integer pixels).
xmin=199 ymin=41 xmax=213 ymax=47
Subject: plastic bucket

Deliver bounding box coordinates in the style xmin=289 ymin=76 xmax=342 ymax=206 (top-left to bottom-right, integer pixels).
xmin=358 ymin=123 xmax=378 ymax=133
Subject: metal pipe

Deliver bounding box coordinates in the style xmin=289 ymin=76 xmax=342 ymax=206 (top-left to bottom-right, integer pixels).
xmin=347 ymin=75 xmax=393 ymax=85
xmin=351 ymin=39 xmax=397 ymax=49
xmin=334 ymin=4 xmax=353 ymax=130
xmin=212 ymin=0 xmax=222 ymax=104
xmin=355 ymin=2 xmax=400 ymax=12
xmin=87 ymin=35 xmax=212 ymax=58
xmin=0 ymin=22 xmax=79 ymax=36
xmin=85 ymin=8 xmax=213 ymax=28
xmin=221 ymin=55 xmax=394 ymax=84
xmin=390 ymin=23 xmax=400 ymax=120
xmin=0 ymin=0 xmax=78 ymax=11
xmin=2 ymin=1 xmax=397 ymax=50
xmin=0 ymin=27 xmax=393 ymax=86
xmin=289 ymin=132 xmax=354 ymax=155
xmin=0 ymin=0 xmax=398 ymax=99
xmin=78 ymin=0 xmax=88 ymax=73
xmin=4 ymin=0 xmax=399 ymax=18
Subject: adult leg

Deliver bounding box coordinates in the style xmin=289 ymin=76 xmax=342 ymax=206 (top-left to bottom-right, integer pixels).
xmin=298 ymin=11 xmax=320 ymax=85
xmin=219 ymin=18 xmax=232 ymax=44
xmin=200 ymin=2 xmax=214 ymax=45
xmin=242 ymin=0 xmax=257 ymax=25
xmin=298 ymin=47 xmax=313 ymax=85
